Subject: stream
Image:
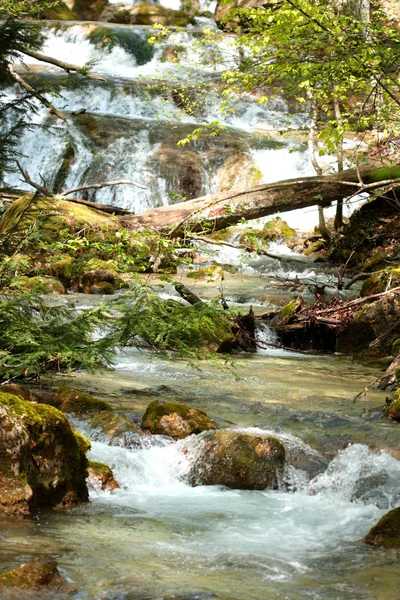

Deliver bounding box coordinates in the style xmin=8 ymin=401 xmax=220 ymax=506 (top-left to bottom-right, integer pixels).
xmin=1 ymin=8 xmax=400 ymax=600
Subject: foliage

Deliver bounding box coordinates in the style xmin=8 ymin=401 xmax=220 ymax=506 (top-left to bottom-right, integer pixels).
xmin=0 ymin=284 xmax=236 ymax=381
xmin=0 ymin=293 xmax=115 ymax=381
xmin=111 ymin=285 xmax=234 ymax=356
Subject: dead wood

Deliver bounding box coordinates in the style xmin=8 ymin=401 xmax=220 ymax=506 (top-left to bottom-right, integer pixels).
xmin=122 ymin=162 xmax=400 ymax=236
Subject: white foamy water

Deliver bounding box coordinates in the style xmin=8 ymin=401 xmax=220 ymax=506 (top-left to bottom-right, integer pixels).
xmin=85 ymin=432 xmax=397 ymax=574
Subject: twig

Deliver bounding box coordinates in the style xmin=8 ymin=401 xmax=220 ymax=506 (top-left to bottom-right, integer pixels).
xmin=8 ymin=64 xmax=66 ymax=121
xmin=317 ymin=286 xmax=400 ymax=315
xmin=17 ymin=161 xmax=50 ymax=195
xmin=21 ymin=50 xmax=106 ymax=81
xmin=60 ymin=179 xmax=147 ymax=196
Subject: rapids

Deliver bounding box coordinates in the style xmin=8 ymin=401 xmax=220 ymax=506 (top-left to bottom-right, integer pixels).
xmin=1 ymin=11 xmax=400 ymax=600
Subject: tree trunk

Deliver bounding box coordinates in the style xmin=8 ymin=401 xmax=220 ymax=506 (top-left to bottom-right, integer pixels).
xmin=121 ymin=162 xmax=400 ymax=236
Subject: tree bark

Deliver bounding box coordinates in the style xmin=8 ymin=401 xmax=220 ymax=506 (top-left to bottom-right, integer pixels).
xmin=121 ymin=162 xmax=400 ymax=236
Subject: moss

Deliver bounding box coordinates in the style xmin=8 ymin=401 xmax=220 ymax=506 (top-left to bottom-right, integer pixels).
xmin=0 ymin=560 xmax=62 ymax=588
xmin=187 ymin=266 xmax=224 ymax=280
xmin=87 ymin=460 xmax=119 ymax=491
xmin=49 ymin=387 xmax=112 ymax=415
xmin=384 ymin=389 xmax=400 ymax=421
xmin=361 ymin=267 xmax=400 ymax=297
xmin=279 ymin=298 xmax=302 ymax=325
xmin=262 ymin=217 xmax=296 ymax=240
xmin=0 ymin=393 xmax=88 ymax=515
xmin=53 ymin=142 xmax=75 ymax=193
xmin=392 ymin=338 xmax=400 ymax=357
xmin=187 ymin=430 xmax=286 ymax=490
xmin=73 ymin=430 xmax=91 ymax=454
xmin=364 ymin=506 xmax=400 ymax=548
xmin=9 ymin=275 xmax=65 ymax=294
xmin=141 ymin=400 xmax=217 ymax=439
xmin=0 ymin=384 xmax=39 ymax=403
xmin=89 ymin=26 xmax=155 ymax=66
xmin=41 ymin=1 xmax=80 ymax=20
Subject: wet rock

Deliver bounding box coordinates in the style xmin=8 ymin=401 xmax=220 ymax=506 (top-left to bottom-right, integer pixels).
xmin=48 ymin=387 xmax=112 ymax=416
xmin=101 ymin=2 xmax=193 ymax=26
xmin=277 ymin=297 xmax=303 ymax=326
xmin=0 ymin=560 xmax=62 ymax=589
xmin=384 ymin=389 xmax=400 ymax=421
xmin=87 ymin=460 xmax=119 ymax=491
xmin=364 ymin=506 xmax=400 ymax=549
xmin=0 ymin=393 xmax=88 ymax=517
xmin=141 ymin=400 xmax=217 ymax=440
xmin=336 ymin=293 xmax=400 ymax=356
xmin=89 ymin=411 xmax=144 ymax=447
xmin=186 ymin=430 xmax=285 ymax=490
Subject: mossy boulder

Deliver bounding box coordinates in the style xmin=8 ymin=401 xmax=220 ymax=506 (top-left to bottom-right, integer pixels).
xmin=303 ymin=240 xmax=326 ymax=256
xmin=101 ymin=2 xmax=193 ymax=26
xmin=89 ymin=411 xmax=144 ymax=447
xmin=187 ymin=266 xmax=224 ymax=281
xmin=9 ymin=275 xmax=65 ymax=295
xmin=239 ymin=218 xmax=296 ymax=250
xmin=364 ymin=506 xmax=400 ymax=549
xmin=361 ymin=268 xmax=400 ymax=297
xmin=141 ymin=400 xmax=217 ymax=440
xmin=50 ymin=255 xmax=76 ymax=284
xmin=89 ymin=26 xmax=155 ymax=66
xmin=186 ymin=430 xmax=286 ymax=490
xmin=49 ymin=387 xmax=112 ymax=415
xmin=79 ymin=258 xmax=120 ymax=293
xmin=336 ymin=294 xmax=400 ymax=356
xmin=73 ymin=430 xmax=92 ymax=454
xmin=87 ymin=460 xmax=119 ymax=491
xmin=68 ymin=0 xmax=108 ymax=20
xmin=41 ymin=1 xmax=80 ymax=19
xmin=0 ymin=393 xmax=88 ymax=517
xmin=0 ymin=560 xmax=62 ymax=589
xmin=384 ymin=389 xmax=400 ymax=421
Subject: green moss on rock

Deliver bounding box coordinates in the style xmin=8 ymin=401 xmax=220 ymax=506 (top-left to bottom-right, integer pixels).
xmin=73 ymin=430 xmax=92 ymax=454
xmin=141 ymin=400 xmax=217 ymax=439
xmin=9 ymin=275 xmax=65 ymax=295
xmin=49 ymin=387 xmax=112 ymax=415
xmin=89 ymin=410 xmax=143 ymax=447
xmin=87 ymin=460 xmax=119 ymax=491
xmin=361 ymin=268 xmax=400 ymax=297
xmin=186 ymin=430 xmax=286 ymax=490
xmin=89 ymin=26 xmax=155 ymax=65
xmin=364 ymin=506 xmax=400 ymax=549
xmin=0 ymin=393 xmax=88 ymax=517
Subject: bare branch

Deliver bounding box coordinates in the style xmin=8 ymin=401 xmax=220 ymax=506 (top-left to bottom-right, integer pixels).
xmin=318 ymin=286 xmax=400 ymax=315
xmin=16 ymin=161 xmax=50 ymax=195
xmin=21 ymin=50 xmax=106 ymax=81
xmin=8 ymin=64 xmax=66 ymax=121
xmin=60 ymin=179 xmax=148 ymax=196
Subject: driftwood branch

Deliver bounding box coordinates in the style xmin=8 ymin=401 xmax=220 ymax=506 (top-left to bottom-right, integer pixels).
xmin=123 ymin=162 xmax=400 ymax=235
xmin=8 ymin=65 xmax=66 ymax=121
xmin=317 ymin=286 xmax=400 ymax=315
xmin=21 ymin=50 xmax=106 ymax=81
xmin=60 ymin=179 xmax=147 ymax=196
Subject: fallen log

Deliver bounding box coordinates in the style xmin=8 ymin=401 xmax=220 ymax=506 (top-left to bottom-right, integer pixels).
xmin=121 ymin=163 xmax=400 ymax=235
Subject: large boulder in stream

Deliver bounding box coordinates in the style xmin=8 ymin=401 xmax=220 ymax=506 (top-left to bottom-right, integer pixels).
xmin=186 ymin=430 xmax=286 ymax=490
xmin=336 ymin=293 xmax=400 ymax=356
xmin=141 ymin=400 xmax=217 ymax=440
xmin=0 ymin=393 xmax=88 ymax=517
xmin=364 ymin=506 xmax=400 ymax=549
xmin=384 ymin=389 xmax=400 ymax=422
xmin=49 ymin=387 xmax=112 ymax=416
